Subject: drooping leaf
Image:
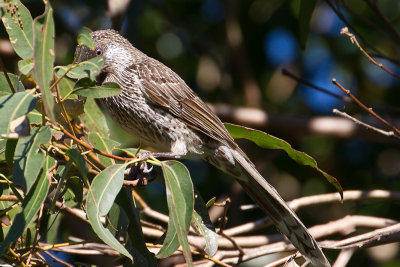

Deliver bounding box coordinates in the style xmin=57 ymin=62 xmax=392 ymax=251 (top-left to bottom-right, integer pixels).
xmin=158 ymin=161 xmax=193 ymax=266
xmin=73 ymin=78 xmax=121 ymax=98
xmin=1 ymin=0 xmax=33 ymax=59
xmin=77 ymin=27 xmax=95 ymax=49
xmin=0 ymin=73 xmax=24 ymax=96
xmin=0 ymin=156 xmax=53 ymax=254
xmin=33 ymin=2 xmax=55 ymax=121
xmin=57 ymin=56 xmax=104 ymax=81
xmin=298 ymin=0 xmax=317 ymax=49
xmin=86 ymin=163 xmax=132 ymax=260
xmin=116 ymin=188 xmax=157 ymax=266
xmin=18 ymin=59 xmax=34 ymax=75
xmin=80 ymin=98 xmax=109 ymax=137
xmin=225 ymin=123 xmax=343 ymax=198
xmin=89 ymin=132 xmax=120 ymax=166
xmin=13 ymin=126 xmax=51 ymax=192
xmin=0 ymin=91 xmax=37 ymax=138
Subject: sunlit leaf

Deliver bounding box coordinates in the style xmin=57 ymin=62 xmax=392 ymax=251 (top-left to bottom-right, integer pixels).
xmin=89 ymin=132 xmax=120 ymax=166
xmin=0 ymin=73 xmax=24 ymax=96
xmin=73 ymin=78 xmax=121 ymax=98
xmin=57 ymin=56 xmax=104 ymax=81
xmin=77 ymin=27 xmax=95 ymax=49
xmin=33 ymin=2 xmax=55 ymax=120
xmin=1 ymin=0 xmax=33 ymax=59
xmin=158 ymin=161 xmax=193 ymax=265
xmin=0 ymin=91 xmax=37 ymax=138
xmin=0 ymin=156 xmax=53 ymax=254
xmin=225 ymin=123 xmax=343 ymax=198
xmin=18 ymin=59 xmax=34 ymax=75
xmin=86 ymin=163 xmax=132 ymax=260
xmin=13 ymin=126 xmax=51 ymax=192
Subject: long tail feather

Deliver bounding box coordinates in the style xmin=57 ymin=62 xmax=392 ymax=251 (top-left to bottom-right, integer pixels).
xmin=231 ymin=149 xmax=330 ymax=267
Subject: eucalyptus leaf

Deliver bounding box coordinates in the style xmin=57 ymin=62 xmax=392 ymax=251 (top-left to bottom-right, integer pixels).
xmin=77 ymin=27 xmax=95 ymax=49
xmin=73 ymin=78 xmax=121 ymax=98
xmin=0 ymin=73 xmax=24 ymax=96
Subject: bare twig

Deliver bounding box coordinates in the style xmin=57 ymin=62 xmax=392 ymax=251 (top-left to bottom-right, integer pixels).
xmin=332 ymin=248 xmax=355 ymax=267
xmin=282 ymin=68 xmax=351 ymax=103
xmin=340 ymin=27 xmax=400 ymax=81
xmin=333 ymin=109 xmax=400 ymax=139
xmin=332 ymin=79 xmax=400 ymax=136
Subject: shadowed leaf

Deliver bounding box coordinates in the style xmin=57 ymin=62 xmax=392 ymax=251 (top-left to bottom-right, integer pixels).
xmin=0 ymin=91 xmax=37 ymax=138
xmin=13 ymin=126 xmax=51 ymax=192
xmin=225 ymin=123 xmax=343 ymax=198
xmin=0 ymin=73 xmax=24 ymax=96
xmin=0 ymin=156 xmax=53 ymax=254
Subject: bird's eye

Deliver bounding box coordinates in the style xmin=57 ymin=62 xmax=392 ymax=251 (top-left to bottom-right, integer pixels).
xmin=95 ymin=48 xmax=102 ymax=56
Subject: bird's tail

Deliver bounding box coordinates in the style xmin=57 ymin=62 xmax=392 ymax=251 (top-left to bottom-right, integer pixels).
xmin=215 ymin=147 xmax=330 ymax=267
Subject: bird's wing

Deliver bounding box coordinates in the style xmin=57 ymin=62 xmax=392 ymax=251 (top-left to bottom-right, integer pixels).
xmin=123 ymin=59 xmax=237 ymax=148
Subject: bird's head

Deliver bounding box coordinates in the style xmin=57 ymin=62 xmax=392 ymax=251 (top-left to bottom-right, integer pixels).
xmin=75 ymin=29 xmax=145 ymax=74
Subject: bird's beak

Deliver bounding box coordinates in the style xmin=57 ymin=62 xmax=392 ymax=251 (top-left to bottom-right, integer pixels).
xmin=74 ymin=45 xmax=96 ymax=64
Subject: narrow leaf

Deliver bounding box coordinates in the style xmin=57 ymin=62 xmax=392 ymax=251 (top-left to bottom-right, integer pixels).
xmin=1 ymin=0 xmax=34 ymax=59
xmin=158 ymin=161 xmax=193 ymax=265
xmin=0 ymin=91 xmax=37 ymax=138
xmin=13 ymin=126 xmax=51 ymax=192
xmin=225 ymin=123 xmax=343 ymax=198
xmin=86 ymin=163 xmax=132 ymax=260
xmin=88 ymin=132 xmax=120 ymax=166
xmin=66 ymin=149 xmax=89 ymax=187
xmin=33 ymin=3 xmax=55 ymax=120
xmin=73 ymin=78 xmax=121 ymax=98
xmin=0 ymin=156 xmax=53 ymax=254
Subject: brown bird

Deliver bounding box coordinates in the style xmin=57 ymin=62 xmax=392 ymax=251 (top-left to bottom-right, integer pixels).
xmin=76 ymin=29 xmax=330 ymax=266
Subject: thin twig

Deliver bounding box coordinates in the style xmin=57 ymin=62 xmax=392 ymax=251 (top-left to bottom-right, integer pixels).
xmin=333 ymin=109 xmax=400 ymax=139
xmin=282 ymin=68 xmax=351 ymax=102
xmin=340 ymin=27 xmax=400 ymax=81
xmin=41 ymin=250 xmax=74 ymax=267
xmin=332 ymin=78 xmax=400 ymax=136
xmin=332 ymin=248 xmax=355 ymax=267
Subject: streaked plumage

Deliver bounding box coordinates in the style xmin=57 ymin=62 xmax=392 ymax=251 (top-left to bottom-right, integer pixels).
xmin=76 ymin=29 xmax=330 ymax=266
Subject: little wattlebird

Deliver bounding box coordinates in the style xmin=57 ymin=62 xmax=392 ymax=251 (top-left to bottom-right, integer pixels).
xmin=76 ymin=29 xmax=330 ymax=266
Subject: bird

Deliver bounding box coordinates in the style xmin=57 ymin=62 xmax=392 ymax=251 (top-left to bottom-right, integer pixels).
xmin=75 ymin=29 xmax=330 ymax=267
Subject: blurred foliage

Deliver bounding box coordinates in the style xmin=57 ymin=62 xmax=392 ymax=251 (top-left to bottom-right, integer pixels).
xmin=0 ymin=0 xmax=400 ymax=266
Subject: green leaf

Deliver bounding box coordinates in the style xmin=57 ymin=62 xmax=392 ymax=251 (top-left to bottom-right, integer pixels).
xmin=18 ymin=59 xmax=34 ymax=75
xmin=66 ymin=149 xmax=89 ymax=188
xmin=298 ymin=0 xmax=317 ymax=49
xmin=13 ymin=126 xmax=51 ymax=192
xmin=225 ymin=123 xmax=343 ymax=198
xmin=116 ymin=188 xmax=157 ymax=266
xmin=57 ymin=56 xmax=104 ymax=81
xmin=63 ymin=176 xmax=83 ymax=207
xmin=86 ymin=163 xmax=132 ymax=260
xmin=73 ymin=78 xmax=121 ymax=98
xmin=89 ymin=132 xmax=120 ymax=166
xmin=77 ymin=27 xmax=95 ymax=49
xmin=0 ymin=156 xmax=53 ymax=254
xmin=0 ymin=91 xmax=37 ymax=138
xmin=1 ymin=0 xmax=34 ymax=59
xmin=5 ymin=138 xmax=18 ymax=165
xmin=33 ymin=3 xmax=55 ymax=121
xmin=0 ymin=73 xmax=24 ymax=96
xmin=80 ymin=98 xmax=109 ymax=137
xmin=48 ymin=161 xmax=72 ymax=213
xmin=158 ymin=161 xmax=193 ymax=266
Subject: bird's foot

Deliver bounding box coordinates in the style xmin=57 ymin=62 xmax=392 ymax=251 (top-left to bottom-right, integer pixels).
xmin=124 ymin=161 xmax=156 ymax=187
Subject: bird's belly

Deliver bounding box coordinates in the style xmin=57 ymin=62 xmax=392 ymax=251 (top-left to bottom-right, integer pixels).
xmin=99 ymin=97 xmax=204 ymax=156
